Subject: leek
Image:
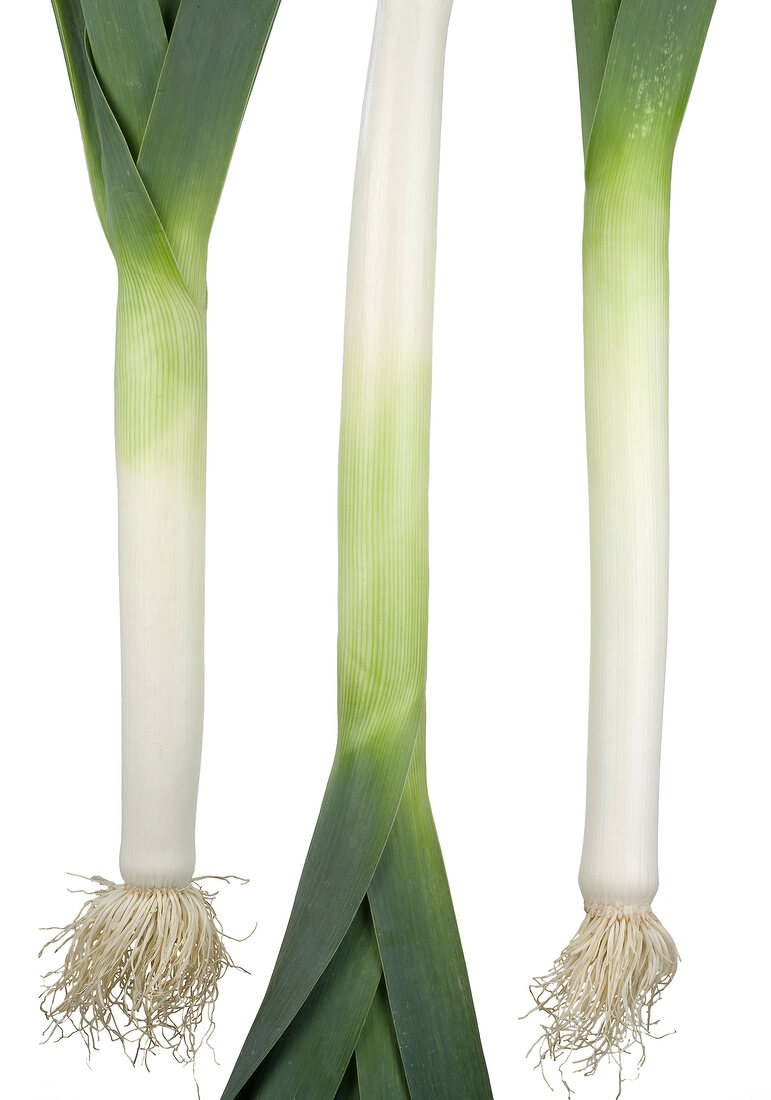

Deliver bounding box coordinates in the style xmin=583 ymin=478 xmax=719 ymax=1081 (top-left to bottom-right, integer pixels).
xmin=40 ymin=0 xmax=281 ymax=1059
xmin=531 ymin=0 xmax=716 ymax=1079
xmin=222 ymin=1 xmax=492 ymax=1096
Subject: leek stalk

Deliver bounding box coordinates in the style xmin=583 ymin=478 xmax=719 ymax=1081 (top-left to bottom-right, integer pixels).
xmin=41 ymin=0 xmax=281 ymax=1059
xmin=222 ymin=2 xmax=492 ymax=1097
xmin=531 ymin=0 xmax=716 ymax=1079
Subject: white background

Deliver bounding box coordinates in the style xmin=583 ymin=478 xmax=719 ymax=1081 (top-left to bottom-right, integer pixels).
xmin=1 ymin=2 xmax=769 ymax=1099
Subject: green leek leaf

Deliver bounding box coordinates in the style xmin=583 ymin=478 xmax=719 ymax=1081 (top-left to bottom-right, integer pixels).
xmin=578 ymin=0 xmax=717 ymax=172
xmin=81 ymin=22 xmax=192 ymax=296
xmin=571 ymin=0 xmax=621 ymax=156
xmin=80 ymin=0 xmax=167 ymax=159
xmin=368 ymin=727 xmax=491 ymax=1099
xmin=52 ymin=0 xmax=282 ymax=307
xmin=137 ymin=0 xmax=282 ymax=301
xmin=355 ymin=980 xmax=410 ymax=1100
xmin=221 ymin=728 xmax=421 ymax=1100
xmin=240 ymin=905 xmax=382 ymax=1100
xmin=51 ymin=0 xmax=107 ymax=229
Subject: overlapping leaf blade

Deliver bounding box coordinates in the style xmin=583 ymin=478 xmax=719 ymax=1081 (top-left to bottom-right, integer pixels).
xmin=571 ymin=0 xmax=621 ymax=156
xmin=52 ymin=0 xmax=282 ymax=305
xmin=368 ymin=730 xmax=492 ymax=1099
xmin=137 ymin=0 xmax=282 ymax=299
xmin=241 ymin=905 xmax=382 ymax=1100
xmin=81 ymin=0 xmax=167 ymax=158
xmin=224 ymin=720 xmax=493 ymax=1099
xmin=221 ymin=720 xmax=421 ymax=1100
xmin=52 ymin=0 xmax=107 ymax=228
xmin=76 ymin=5 xmax=192 ymax=294
xmin=355 ymin=980 xmax=411 ymax=1100
xmin=575 ymin=0 xmax=717 ymax=172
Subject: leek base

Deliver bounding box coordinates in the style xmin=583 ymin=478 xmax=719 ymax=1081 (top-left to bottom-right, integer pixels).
xmin=41 ymin=876 xmax=242 ymax=1061
xmin=530 ymin=904 xmax=678 ymax=1080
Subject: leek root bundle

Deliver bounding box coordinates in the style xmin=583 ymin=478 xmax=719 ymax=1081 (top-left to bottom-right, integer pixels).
xmin=41 ymin=0 xmax=281 ymax=1059
xmin=531 ymin=0 xmax=716 ymax=1079
xmin=222 ymin=2 xmax=492 ymax=1097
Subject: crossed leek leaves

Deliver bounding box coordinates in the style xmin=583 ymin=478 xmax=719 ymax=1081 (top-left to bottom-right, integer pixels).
xmin=53 ymin=1 xmax=491 ymax=1097
xmin=224 ymin=695 xmax=492 ymax=1100
xmin=52 ymin=0 xmax=280 ymax=302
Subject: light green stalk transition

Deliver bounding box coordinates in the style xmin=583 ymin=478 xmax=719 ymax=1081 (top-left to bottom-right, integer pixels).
xmin=41 ymin=0 xmax=281 ymax=1059
xmin=222 ymin=3 xmax=492 ymax=1098
xmin=531 ymin=0 xmax=716 ymax=1080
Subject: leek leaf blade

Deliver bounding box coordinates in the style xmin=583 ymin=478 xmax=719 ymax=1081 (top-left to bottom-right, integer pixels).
xmin=355 ymin=979 xmax=411 ymax=1100
xmin=80 ymin=0 xmax=167 ymax=158
xmin=51 ymin=0 xmax=107 ymax=229
xmin=223 ymin=718 xmax=493 ymax=1100
xmin=238 ymin=905 xmax=382 ymax=1100
xmin=368 ymin=729 xmax=492 ymax=1099
xmin=137 ymin=0 xmax=282 ymax=287
xmin=81 ymin=31 xmax=193 ymax=300
xmin=582 ymin=0 xmax=717 ymax=172
xmin=221 ymin=716 xmax=421 ymax=1100
xmin=571 ymin=0 xmax=622 ymax=156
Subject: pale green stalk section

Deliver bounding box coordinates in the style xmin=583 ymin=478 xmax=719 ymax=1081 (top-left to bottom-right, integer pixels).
xmin=337 ymin=0 xmax=451 ymax=759
xmin=115 ymin=272 xmax=206 ymax=473
xmin=337 ymin=354 xmax=431 ymax=755
xmin=580 ymin=155 xmax=670 ymax=905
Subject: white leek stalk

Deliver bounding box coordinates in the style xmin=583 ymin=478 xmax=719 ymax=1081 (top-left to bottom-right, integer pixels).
xmin=116 ymin=282 xmax=207 ymax=889
xmin=531 ymin=0 xmax=716 ymax=1079
xmin=41 ymin=0 xmax=281 ymax=1060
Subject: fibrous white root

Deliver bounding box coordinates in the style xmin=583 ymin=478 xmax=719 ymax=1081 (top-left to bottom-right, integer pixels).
xmin=41 ymin=875 xmax=245 ymax=1063
xmin=530 ymin=904 xmax=678 ymax=1082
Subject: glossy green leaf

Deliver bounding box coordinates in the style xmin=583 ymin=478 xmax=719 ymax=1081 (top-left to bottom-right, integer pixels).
xmin=80 ymin=25 xmax=191 ymax=292
xmin=355 ymin=980 xmax=410 ymax=1100
xmin=137 ymin=0 xmax=282 ymax=299
xmin=368 ymin=728 xmax=492 ymax=1100
xmin=81 ymin=0 xmax=167 ymax=158
xmin=52 ymin=0 xmax=282 ymax=307
xmin=221 ymin=725 xmax=420 ymax=1100
xmin=575 ymin=0 xmax=717 ymax=171
xmin=224 ymin=717 xmax=493 ymax=1100
xmin=51 ymin=0 xmax=106 ymax=229
xmin=571 ymin=0 xmax=620 ymax=156
xmin=237 ymin=905 xmax=382 ymax=1100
